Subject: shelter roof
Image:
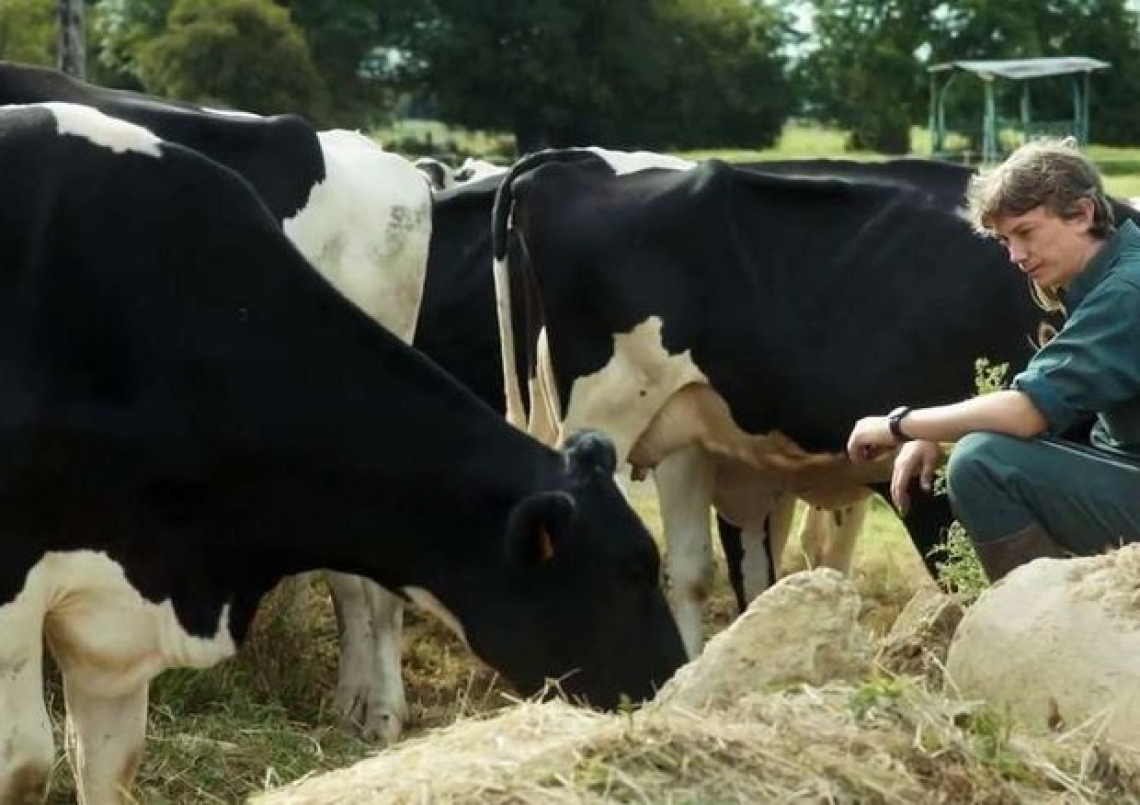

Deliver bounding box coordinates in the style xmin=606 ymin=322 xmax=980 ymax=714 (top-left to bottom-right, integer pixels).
xmin=927 ymin=57 xmax=1110 ymax=80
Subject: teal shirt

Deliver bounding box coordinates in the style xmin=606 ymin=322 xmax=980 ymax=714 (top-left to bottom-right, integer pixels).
xmin=1012 ymin=219 xmax=1140 ymax=456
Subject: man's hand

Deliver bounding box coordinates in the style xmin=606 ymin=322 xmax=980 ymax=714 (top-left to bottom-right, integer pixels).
xmin=846 ymin=416 xmax=896 ymax=462
xmin=890 ymin=440 xmax=943 ymax=515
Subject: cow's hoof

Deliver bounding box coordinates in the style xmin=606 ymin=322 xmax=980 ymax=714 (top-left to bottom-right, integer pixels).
xmin=332 ymin=689 xmax=406 ymax=745
xmin=0 ymin=762 xmax=51 ymax=805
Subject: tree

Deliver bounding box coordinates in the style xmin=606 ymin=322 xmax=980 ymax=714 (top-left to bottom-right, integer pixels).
xmin=58 ymin=0 xmax=87 ymax=77
xmin=90 ymin=0 xmax=173 ymax=88
xmin=382 ymin=0 xmax=791 ymax=153
xmin=799 ymin=0 xmax=939 ymax=154
xmin=135 ymin=0 xmax=328 ymax=121
xmin=280 ymin=0 xmax=392 ymax=127
xmin=93 ymin=0 xmax=390 ymax=126
xmin=0 ymin=0 xmax=55 ymax=66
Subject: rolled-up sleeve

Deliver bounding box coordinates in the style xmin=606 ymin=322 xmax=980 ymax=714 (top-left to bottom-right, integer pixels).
xmin=1012 ymin=278 xmax=1140 ymax=435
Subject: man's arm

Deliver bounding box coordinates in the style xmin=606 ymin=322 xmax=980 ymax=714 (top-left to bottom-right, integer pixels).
xmin=847 ymin=390 xmax=1046 ymax=462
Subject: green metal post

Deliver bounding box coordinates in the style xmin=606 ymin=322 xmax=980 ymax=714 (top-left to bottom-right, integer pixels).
xmin=1082 ymin=71 xmax=1092 ymax=143
xmin=983 ymin=76 xmax=997 ymax=163
xmin=1020 ymin=82 xmax=1030 ymax=145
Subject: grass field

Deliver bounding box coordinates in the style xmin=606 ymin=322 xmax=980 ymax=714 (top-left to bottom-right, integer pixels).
xmin=40 ymin=121 xmax=1140 ymax=802
xmin=376 ymin=118 xmax=1140 ymax=198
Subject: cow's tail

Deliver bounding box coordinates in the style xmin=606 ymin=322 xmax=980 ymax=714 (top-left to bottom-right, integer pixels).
xmin=490 ymin=148 xmax=608 ymax=436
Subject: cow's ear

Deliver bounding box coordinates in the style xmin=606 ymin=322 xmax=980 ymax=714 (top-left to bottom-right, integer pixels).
xmin=562 ymin=429 xmax=617 ymax=476
xmin=505 ymin=491 xmax=577 ymax=569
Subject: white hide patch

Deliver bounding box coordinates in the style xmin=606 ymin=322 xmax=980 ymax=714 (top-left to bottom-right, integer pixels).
xmin=18 ymin=101 xmax=164 ymax=157
xmin=200 ymin=106 xmax=262 ymax=119
xmin=560 ymin=316 xmax=707 ymax=462
xmin=455 ymin=157 xmax=507 ymax=183
xmin=3 ymin=550 xmax=236 ymax=695
xmin=283 ymin=129 xmax=431 ymax=342
xmin=584 ymin=146 xmax=695 ymax=175
xmin=403 ymin=586 xmax=468 ymax=647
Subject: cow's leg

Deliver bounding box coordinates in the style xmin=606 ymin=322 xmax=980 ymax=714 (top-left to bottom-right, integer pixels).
xmin=326 ymin=572 xmax=407 ymax=743
xmin=814 ymin=500 xmax=869 ymax=574
xmin=0 ymin=595 xmax=54 ymax=805
xmin=738 ymin=493 xmax=796 ymax=603
xmin=798 ymin=505 xmax=826 ymax=568
xmin=653 ymin=446 xmax=715 ymax=659
xmin=60 ymin=678 xmax=147 ymax=805
xmin=715 ymin=516 xmax=746 ymax=613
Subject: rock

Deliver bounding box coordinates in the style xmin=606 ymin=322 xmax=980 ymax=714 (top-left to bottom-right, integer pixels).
xmin=654 ymin=568 xmax=872 ymax=711
xmin=877 ymin=587 xmax=965 ymax=683
xmin=946 ymin=544 xmax=1140 ymax=743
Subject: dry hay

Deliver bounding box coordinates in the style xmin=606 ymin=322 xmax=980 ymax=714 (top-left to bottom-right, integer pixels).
xmin=253 ymin=569 xmax=1140 ymax=804
xmin=250 ymin=681 xmax=1140 ymax=804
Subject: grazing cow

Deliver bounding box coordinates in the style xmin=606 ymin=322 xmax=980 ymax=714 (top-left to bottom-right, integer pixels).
xmin=0 ymin=60 xmax=432 ymax=740
xmin=490 ymin=148 xmax=1073 ymax=657
xmin=0 ymin=103 xmax=685 ymax=805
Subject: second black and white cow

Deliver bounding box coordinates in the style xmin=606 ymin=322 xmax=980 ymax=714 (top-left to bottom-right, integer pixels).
xmin=0 ymin=104 xmax=685 ymax=804
xmin=0 ymin=59 xmax=434 ymax=740
xmin=416 ymin=154 xmax=957 ymax=643
xmin=490 ymin=148 xmax=1071 ymax=656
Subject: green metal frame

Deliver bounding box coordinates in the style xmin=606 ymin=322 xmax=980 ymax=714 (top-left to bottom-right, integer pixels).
xmin=927 ymin=57 xmax=1110 ymax=164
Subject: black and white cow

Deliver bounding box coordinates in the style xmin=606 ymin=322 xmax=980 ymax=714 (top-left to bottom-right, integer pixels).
xmin=416 ymin=154 xmax=959 ymax=646
xmin=0 ymin=104 xmax=685 ymax=804
xmin=489 ymin=147 xmax=1077 ymax=657
xmin=0 ymin=60 xmax=434 ymax=740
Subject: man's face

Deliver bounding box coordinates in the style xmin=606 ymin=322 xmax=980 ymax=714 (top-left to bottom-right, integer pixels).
xmin=992 ymin=201 xmax=1098 ymax=290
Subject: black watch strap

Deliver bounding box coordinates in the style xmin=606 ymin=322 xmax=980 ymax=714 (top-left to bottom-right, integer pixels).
xmin=888 ymin=406 xmax=913 ymax=443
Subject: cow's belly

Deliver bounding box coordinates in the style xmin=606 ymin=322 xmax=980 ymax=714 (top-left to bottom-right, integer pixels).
xmin=712 ymin=464 xmax=782 ymax=527
xmin=18 ymin=551 xmax=237 ymax=694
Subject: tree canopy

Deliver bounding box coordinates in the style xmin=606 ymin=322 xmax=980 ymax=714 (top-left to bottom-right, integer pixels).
xmin=2 ymin=0 xmax=1139 ymax=153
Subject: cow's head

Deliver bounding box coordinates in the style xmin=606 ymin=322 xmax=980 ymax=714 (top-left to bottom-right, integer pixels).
xmin=461 ymin=429 xmax=686 ymax=709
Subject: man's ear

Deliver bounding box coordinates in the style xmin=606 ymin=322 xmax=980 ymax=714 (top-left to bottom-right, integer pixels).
xmin=504 ymin=491 xmax=577 ymax=569
xmin=1076 ymin=196 xmax=1096 ymax=229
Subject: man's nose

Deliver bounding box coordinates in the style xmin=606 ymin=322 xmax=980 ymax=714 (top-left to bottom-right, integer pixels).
xmin=1006 ymin=242 xmax=1027 ymax=265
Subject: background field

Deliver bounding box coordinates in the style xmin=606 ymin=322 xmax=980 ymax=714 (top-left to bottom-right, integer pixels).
xmin=42 ymin=126 xmax=1139 ymax=803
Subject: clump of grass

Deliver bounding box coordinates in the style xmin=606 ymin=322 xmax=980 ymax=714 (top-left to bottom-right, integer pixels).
xmin=931 ymin=357 xmax=1010 ymax=600
xmin=934 ymin=522 xmax=989 ymax=602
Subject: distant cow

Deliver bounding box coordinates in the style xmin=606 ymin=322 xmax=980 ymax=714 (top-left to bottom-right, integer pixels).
xmin=0 ymin=60 xmax=432 ymax=740
xmin=491 ymin=148 xmax=1069 ymax=657
xmin=0 ymin=103 xmax=685 ymax=805
xmin=455 ymin=156 xmax=508 ymax=183
xmin=414 ymin=156 xmax=457 ymax=190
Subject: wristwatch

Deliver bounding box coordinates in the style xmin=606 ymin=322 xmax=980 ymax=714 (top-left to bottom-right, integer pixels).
xmin=887 ymin=405 xmax=913 ymax=443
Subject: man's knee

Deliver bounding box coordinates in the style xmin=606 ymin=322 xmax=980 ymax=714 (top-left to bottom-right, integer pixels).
xmin=946 ymin=431 xmax=1009 ymax=501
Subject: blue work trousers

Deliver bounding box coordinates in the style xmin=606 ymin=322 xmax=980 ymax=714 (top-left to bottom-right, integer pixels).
xmin=946 ymin=431 xmax=1140 ymax=554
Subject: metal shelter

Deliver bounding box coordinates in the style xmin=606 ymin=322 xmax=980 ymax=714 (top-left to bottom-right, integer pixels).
xmin=927 ymin=56 xmax=1110 ymax=163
